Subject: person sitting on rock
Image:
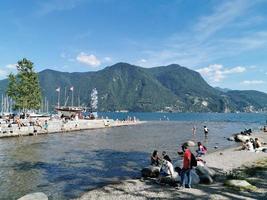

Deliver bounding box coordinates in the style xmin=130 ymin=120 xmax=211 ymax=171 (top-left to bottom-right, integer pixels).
xmin=151 ymin=150 xmax=160 ymax=166
xmin=244 ymin=139 xmax=254 ymax=152
xmin=160 ymin=159 xmax=175 ymax=178
xmin=250 ymin=138 xmax=256 ymax=149
xmin=255 ymin=138 xmax=262 ymax=149
xmin=162 ymin=151 xmax=172 ymax=163
xmin=196 ymin=142 xmax=207 ymax=157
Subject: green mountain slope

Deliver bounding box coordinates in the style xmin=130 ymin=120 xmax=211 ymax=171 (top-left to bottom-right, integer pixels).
xmin=146 ymin=64 xmax=230 ymax=112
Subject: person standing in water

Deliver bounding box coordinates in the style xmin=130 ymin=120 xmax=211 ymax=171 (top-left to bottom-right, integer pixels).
xmin=204 ymin=126 xmax=209 ymax=137
xmin=192 ymin=126 xmax=196 ymax=135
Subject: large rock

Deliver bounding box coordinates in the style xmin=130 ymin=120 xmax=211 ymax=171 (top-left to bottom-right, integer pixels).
xmin=159 ymin=173 xmax=180 ymax=186
xmin=18 ymin=192 xmax=48 ymax=200
xmin=196 ymin=165 xmax=216 ymax=177
xmin=225 ymin=180 xmax=257 ymax=191
xmin=141 ymin=166 xmax=160 ymax=178
xmin=227 ymin=136 xmax=235 ymax=141
xmin=199 ymin=174 xmax=213 ymax=184
xmin=185 ymin=140 xmax=195 ymax=147
xmin=191 ymin=169 xmax=200 ymax=184
xmin=235 ymin=134 xmax=251 ymax=142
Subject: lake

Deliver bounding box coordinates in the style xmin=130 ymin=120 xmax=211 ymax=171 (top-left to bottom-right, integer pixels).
xmin=0 ymin=113 xmax=265 ymax=199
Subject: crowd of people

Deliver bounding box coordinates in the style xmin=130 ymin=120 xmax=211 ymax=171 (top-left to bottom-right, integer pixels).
xmin=150 ymin=141 xmax=208 ymax=189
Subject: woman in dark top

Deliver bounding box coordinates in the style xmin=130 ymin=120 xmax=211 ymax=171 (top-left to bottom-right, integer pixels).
xmin=162 ymin=151 xmax=172 ymax=163
xmin=151 ymin=150 xmax=160 ymax=166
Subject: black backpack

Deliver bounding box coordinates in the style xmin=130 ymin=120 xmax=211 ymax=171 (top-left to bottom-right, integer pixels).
xmin=190 ymin=153 xmax=197 ymax=168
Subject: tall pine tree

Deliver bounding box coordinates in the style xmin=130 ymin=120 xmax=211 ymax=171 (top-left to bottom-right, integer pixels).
xmin=6 ymin=58 xmax=42 ymax=111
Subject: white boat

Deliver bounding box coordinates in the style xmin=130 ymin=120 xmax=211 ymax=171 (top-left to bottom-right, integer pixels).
xmin=56 ymin=106 xmax=84 ymax=118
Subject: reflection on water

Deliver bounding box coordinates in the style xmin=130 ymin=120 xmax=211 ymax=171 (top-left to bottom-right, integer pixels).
xmin=0 ymin=121 xmax=260 ymax=199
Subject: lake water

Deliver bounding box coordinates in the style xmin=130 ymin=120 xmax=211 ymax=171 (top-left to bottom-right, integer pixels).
xmin=0 ymin=113 xmax=265 ymax=199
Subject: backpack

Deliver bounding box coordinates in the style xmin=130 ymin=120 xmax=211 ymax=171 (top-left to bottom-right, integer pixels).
xmin=203 ymin=145 xmax=207 ymax=151
xmin=190 ymin=153 xmax=197 ymax=168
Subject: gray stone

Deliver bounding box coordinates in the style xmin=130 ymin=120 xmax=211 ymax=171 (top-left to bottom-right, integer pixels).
xmin=18 ymin=192 xmax=48 ymax=200
xmin=159 ymin=176 xmax=178 ymax=186
xmin=196 ymin=165 xmax=216 ymax=177
xmin=199 ymin=174 xmax=213 ymax=184
xmin=227 ymin=137 xmax=235 ymax=141
xmin=186 ymin=140 xmax=195 ymax=147
xmin=191 ymin=169 xmax=200 ymax=184
xmin=225 ymin=179 xmax=257 ymax=191
xmin=235 ymin=134 xmax=251 ymax=142
xmin=141 ymin=166 xmax=160 ymax=178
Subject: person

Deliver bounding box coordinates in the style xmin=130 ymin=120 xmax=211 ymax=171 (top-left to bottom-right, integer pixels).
xmin=160 ymin=159 xmax=175 ymax=178
xmin=192 ymin=126 xmax=196 ymax=135
xmin=151 ymin=150 xmax=160 ymax=166
xmin=180 ymin=144 xmax=192 ymax=188
xmin=255 ymin=138 xmax=262 ymax=149
xmin=35 ymin=118 xmax=42 ymax=129
xmin=196 ymin=142 xmax=207 ymax=157
xmin=162 ymin=151 xmax=172 ymax=163
xmin=244 ymin=139 xmax=254 ymax=152
xmin=204 ymin=126 xmax=209 ymax=137
xmin=43 ymin=120 xmax=48 ymax=131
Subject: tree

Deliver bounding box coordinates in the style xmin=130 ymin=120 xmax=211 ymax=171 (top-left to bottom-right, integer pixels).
xmin=6 ymin=58 xmax=42 ymax=111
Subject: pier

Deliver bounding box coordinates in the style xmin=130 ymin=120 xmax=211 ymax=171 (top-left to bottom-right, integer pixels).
xmin=0 ymin=118 xmax=143 ymax=138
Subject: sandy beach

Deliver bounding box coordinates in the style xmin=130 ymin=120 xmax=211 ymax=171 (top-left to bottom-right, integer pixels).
xmin=75 ymin=131 xmax=267 ymax=200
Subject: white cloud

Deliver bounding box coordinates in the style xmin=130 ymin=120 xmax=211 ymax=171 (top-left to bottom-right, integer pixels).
xmin=60 ymin=52 xmax=66 ymax=58
xmin=139 ymin=1 xmax=266 ymax=68
xmin=104 ymin=57 xmax=112 ymax=62
xmin=5 ymin=64 xmax=17 ymax=69
xmin=194 ymin=0 xmax=253 ymax=40
xmin=0 ymin=64 xmax=18 ymax=79
xmin=197 ymin=64 xmax=246 ymax=82
xmin=0 ymin=69 xmax=8 ymax=78
xmin=37 ymin=0 xmax=85 ymax=16
xmin=140 ymin=59 xmax=147 ymax=63
xmin=76 ymin=52 xmax=101 ymax=67
xmin=241 ymin=80 xmax=265 ymax=85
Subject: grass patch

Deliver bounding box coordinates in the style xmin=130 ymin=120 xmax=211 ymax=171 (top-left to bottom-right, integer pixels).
xmin=224 ymin=158 xmax=267 ymax=191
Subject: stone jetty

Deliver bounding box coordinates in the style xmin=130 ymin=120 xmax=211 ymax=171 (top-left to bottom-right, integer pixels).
xmin=0 ymin=118 xmax=143 ymax=138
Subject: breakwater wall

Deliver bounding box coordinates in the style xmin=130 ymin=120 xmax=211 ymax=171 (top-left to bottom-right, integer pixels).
xmin=0 ymin=119 xmax=143 ymax=138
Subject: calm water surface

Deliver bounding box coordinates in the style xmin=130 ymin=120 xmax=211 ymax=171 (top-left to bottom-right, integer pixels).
xmin=0 ymin=113 xmax=264 ymax=199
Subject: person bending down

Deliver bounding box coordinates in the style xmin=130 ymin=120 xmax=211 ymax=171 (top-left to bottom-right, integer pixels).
xmin=196 ymin=142 xmax=207 ymax=157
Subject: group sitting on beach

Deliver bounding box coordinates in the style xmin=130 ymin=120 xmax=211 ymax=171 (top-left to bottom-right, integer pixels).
xmin=242 ymin=138 xmax=262 ymax=152
xmin=150 ymin=142 xmax=204 ymax=188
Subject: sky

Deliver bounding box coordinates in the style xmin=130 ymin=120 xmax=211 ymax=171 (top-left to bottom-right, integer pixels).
xmin=0 ymin=0 xmax=267 ymax=92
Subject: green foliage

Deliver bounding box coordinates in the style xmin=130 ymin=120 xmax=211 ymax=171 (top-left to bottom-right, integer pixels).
xmin=6 ymin=58 xmax=42 ymax=111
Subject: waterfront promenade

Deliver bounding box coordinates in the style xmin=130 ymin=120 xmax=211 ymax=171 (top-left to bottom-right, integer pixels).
xmin=0 ymin=118 xmax=143 ymax=138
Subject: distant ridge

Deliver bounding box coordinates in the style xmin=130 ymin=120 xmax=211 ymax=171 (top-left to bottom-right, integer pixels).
xmin=0 ymin=62 xmax=267 ymax=112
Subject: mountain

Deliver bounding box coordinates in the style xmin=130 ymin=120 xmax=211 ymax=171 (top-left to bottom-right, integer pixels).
xmin=214 ymin=87 xmax=231 ymax=93
xmin=1 ymin=62 xmax=267 ymax=112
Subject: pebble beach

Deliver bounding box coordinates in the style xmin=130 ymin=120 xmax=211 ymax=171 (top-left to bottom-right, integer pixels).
xmin=75 ymin=131 xmax=267 ymax=200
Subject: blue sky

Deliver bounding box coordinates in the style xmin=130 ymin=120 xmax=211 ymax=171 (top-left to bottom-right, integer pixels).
xmin=0 ymin=0 xmax=267 ymax=92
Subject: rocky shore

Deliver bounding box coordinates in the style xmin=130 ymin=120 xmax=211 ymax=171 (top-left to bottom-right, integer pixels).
xmin=75 ymin=132 xmax=267 ymax=200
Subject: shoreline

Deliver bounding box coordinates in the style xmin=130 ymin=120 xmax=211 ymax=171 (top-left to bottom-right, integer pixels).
xmin=75 ymin=131 xmax=267 ymax=200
